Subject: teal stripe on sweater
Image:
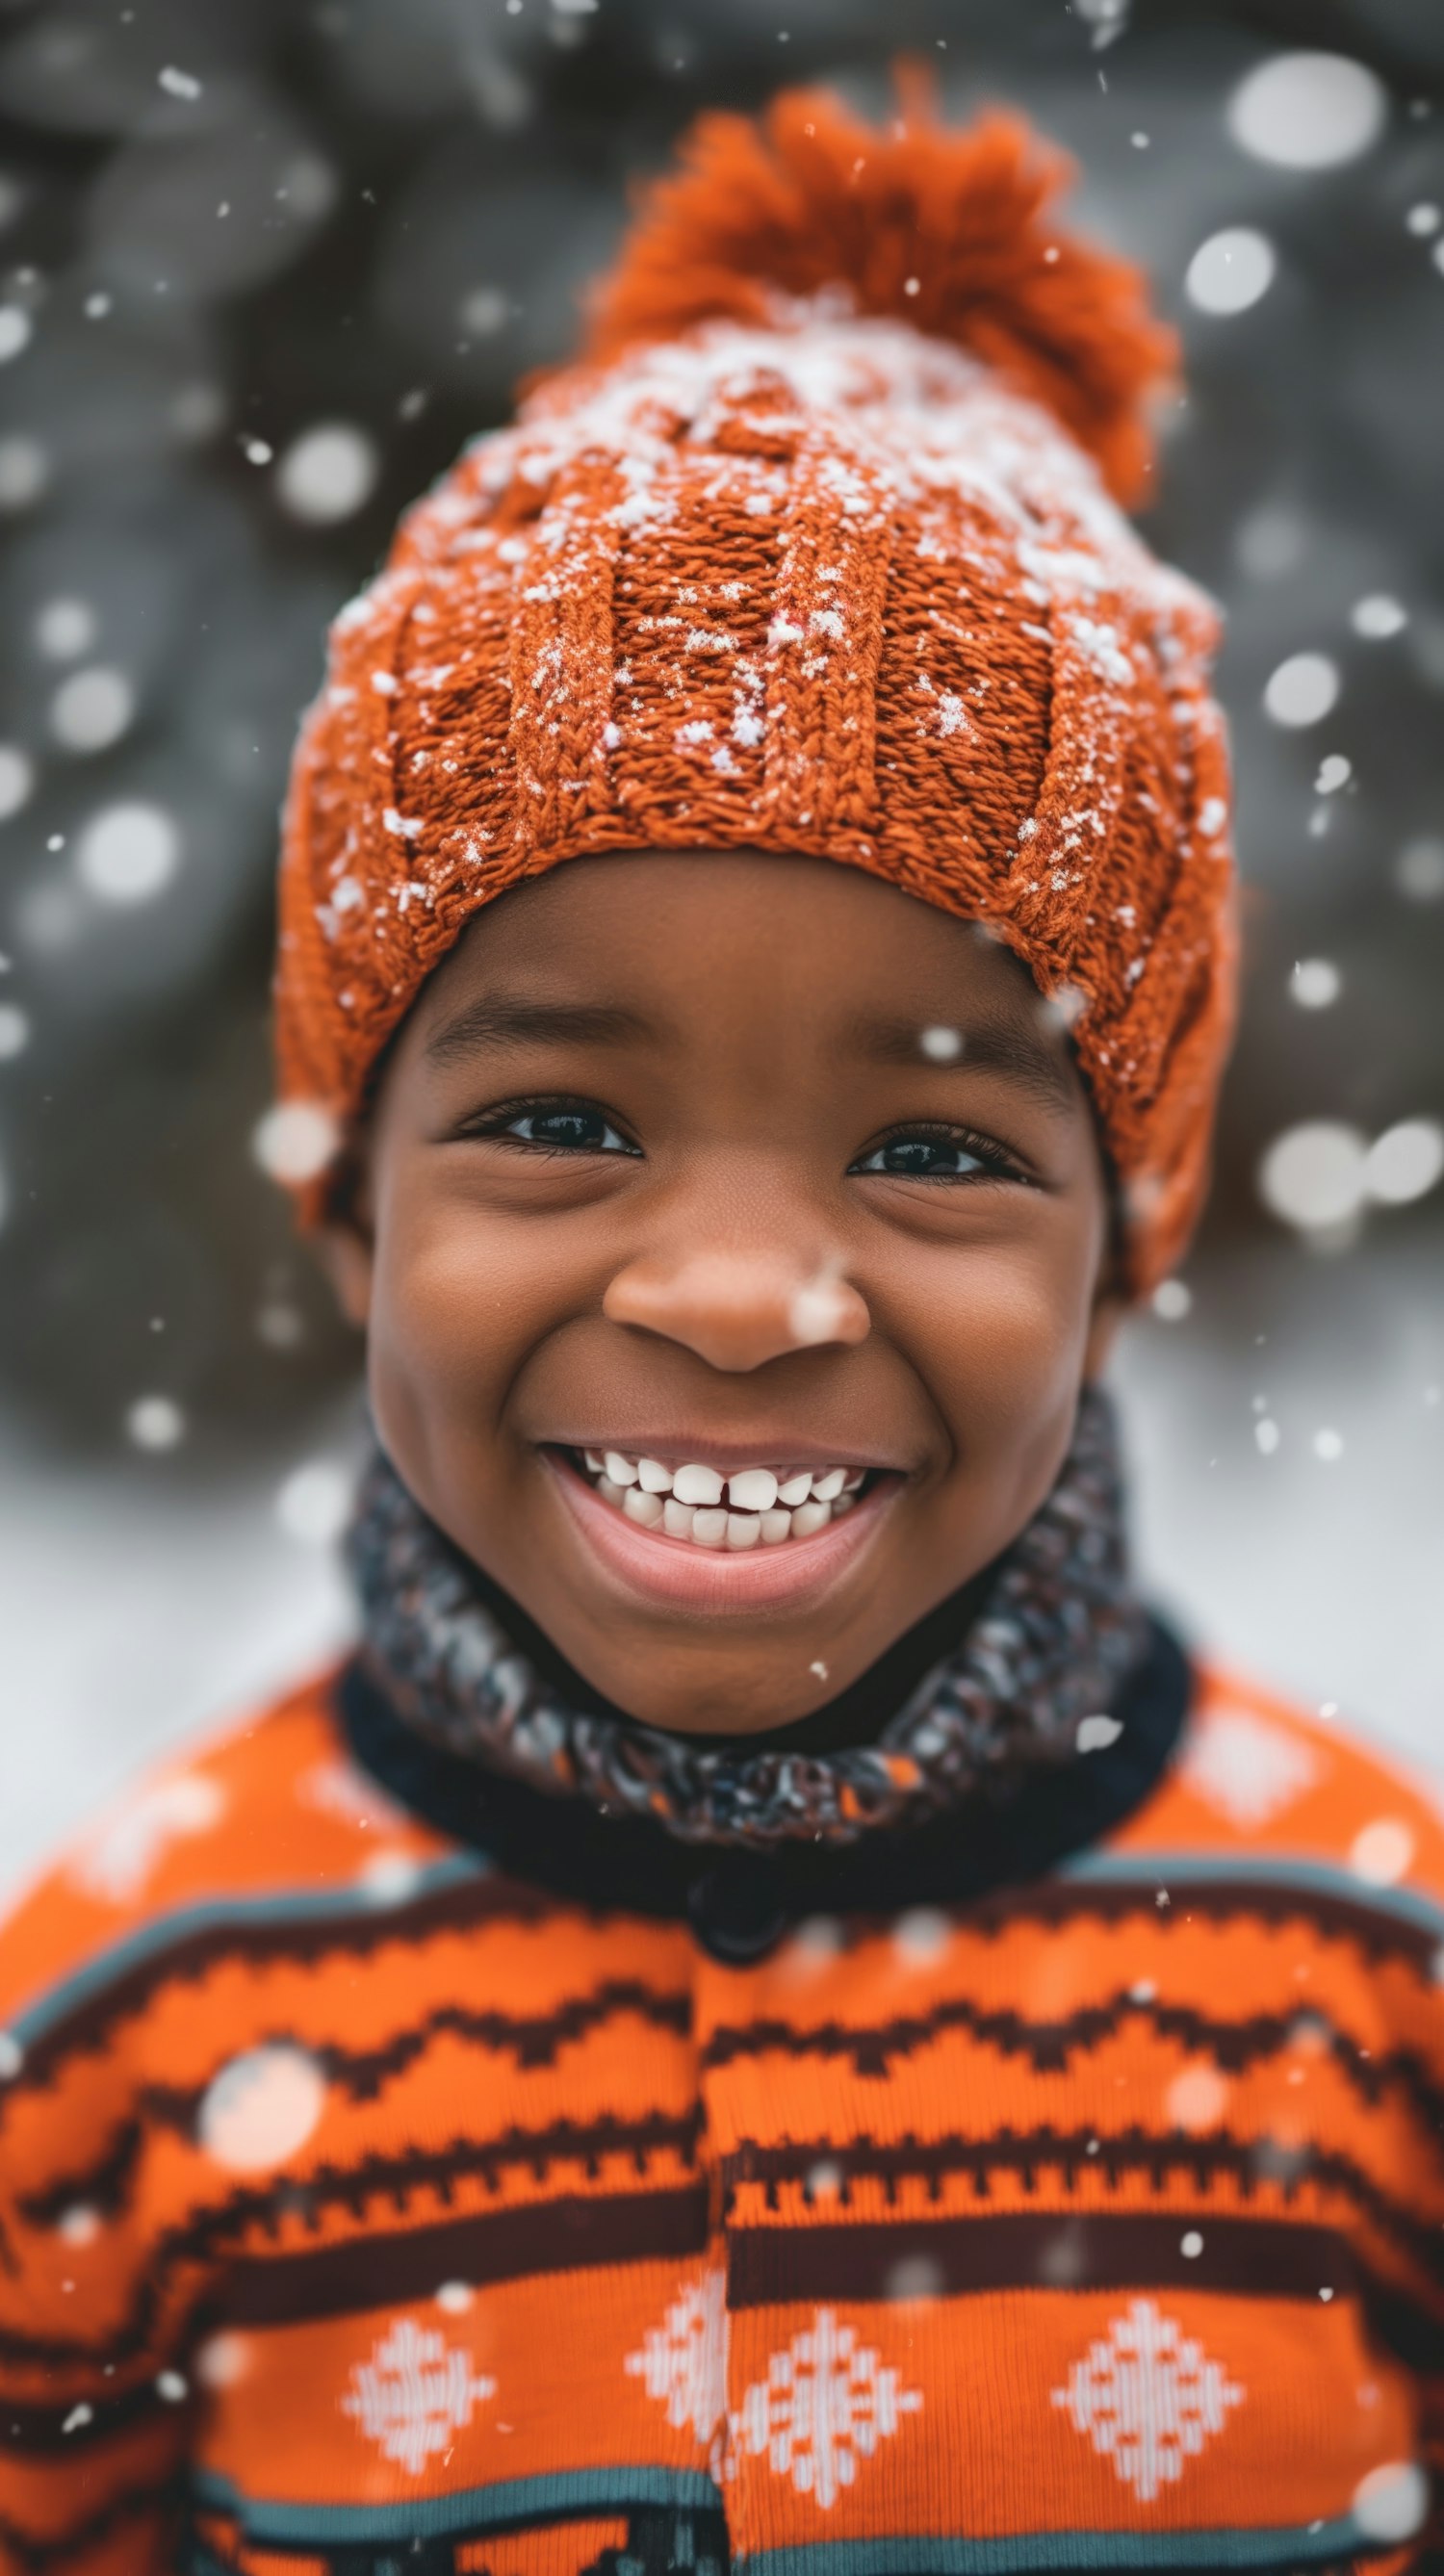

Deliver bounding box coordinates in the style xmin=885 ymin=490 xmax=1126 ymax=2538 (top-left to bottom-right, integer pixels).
xmin=7 ymin=1850 xmax=489 ymax=2048
xmin=735 ymin=2510 xmax=1371 ymax=2575
xmin=189 ymin=2460 xmax=721 ymax=2542
xmin=1060 ymin=1845 xmax=1444 ymax=1943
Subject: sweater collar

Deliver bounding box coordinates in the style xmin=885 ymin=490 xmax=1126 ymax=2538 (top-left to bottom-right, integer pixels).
xmin=346 ymin=1385 xmax=1153 ymax=1855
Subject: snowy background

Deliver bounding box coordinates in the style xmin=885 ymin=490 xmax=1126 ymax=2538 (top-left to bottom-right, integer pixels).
xmin=0 ymin=0 xmax=1441 ymax=1891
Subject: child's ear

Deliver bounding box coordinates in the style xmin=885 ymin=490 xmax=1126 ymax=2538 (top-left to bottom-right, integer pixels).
xmin=312 ymin=1143 xmax=375 ymax=1330
xmin=316 ymin=1219 xmax=374 ymax=1330
xmin=1083 ymin=1289 xmax=1125 ymax=1381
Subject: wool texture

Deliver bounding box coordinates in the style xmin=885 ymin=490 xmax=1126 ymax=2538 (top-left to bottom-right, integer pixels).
xmin=348 ymin=1384 xmax=1146 ymax=1848
xmin=4 ymin=1658 xmax=1444 ymax=2568
xmin=273 ymin=78 xmax=1237 ymax=1294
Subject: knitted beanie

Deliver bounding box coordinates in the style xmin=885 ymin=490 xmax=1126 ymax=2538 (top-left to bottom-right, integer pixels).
xmin=274 ymin=76 xmax=1237 ymax=1294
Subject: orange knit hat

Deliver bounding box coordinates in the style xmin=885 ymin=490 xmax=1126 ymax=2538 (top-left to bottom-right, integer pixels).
xmin=274 ymin=76 xmax=1237 ymax=1294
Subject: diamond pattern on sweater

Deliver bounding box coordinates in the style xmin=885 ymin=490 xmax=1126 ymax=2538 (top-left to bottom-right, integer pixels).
xmin=732 ymin=2306 xmax=922 ymax=2510
xmin=340 ymin=2316 xmax=497 ymax=2477
xmin=625 ymin=2266 xmax=729 ymax=2448
xmin=1051 ymin=2299 xmax=1243 ymax=2502
xmin=1181 ymin=1705 xmax=1321 ymax=1831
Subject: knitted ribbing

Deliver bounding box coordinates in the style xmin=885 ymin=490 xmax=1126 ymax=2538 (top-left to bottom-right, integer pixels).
xmin=346 ymin=1386 xmax=1147 ymax=1849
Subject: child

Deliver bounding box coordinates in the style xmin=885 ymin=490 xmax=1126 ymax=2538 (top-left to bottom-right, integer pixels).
xmin=2 ymin=80 xmax=1441 ymax=2576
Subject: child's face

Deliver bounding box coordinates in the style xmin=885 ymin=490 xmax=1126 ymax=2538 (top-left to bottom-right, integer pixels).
xmin=328 ymin=853 xmax=1120 ymax=1735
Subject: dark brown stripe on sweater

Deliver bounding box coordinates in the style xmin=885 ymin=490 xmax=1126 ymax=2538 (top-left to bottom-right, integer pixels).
xmin=19 ymin=1981 xmax=695 ymax=2228
xmin=964 ymin=1873 xmax=1438 ymax=1971
xmin=7 ymin=1872 xmax=563 ymax=2088
xmin=723 ymin=2125 xmax=1444 ymax=2296
xmin=726 ymin=2210 xmax=1358 ymax=2308
xmin=0 ymin=2110 xmax=703 ymax=2374
xmin=219 ymin=2182 xmax=709 ymax=2328
xmin=702 ymin=1994 xmax=1444 ymax=2137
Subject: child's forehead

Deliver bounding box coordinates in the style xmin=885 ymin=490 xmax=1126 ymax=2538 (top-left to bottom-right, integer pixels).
xmin=414 ymin=848 xmax=1050 ymax=1033
xmin=401 ymin=848 xmax=1082 ymax=1124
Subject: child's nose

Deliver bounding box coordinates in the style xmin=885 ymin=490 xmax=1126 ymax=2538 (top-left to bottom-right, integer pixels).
xmin=602 ymin=1250 xmax=871 ymax=1373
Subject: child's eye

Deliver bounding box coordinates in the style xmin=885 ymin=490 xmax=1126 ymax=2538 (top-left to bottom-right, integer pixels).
xmin=467 ymin=1099 xmax=641 ymax=1158
xmin=850 ymin=1127 xmax=1019 ymax=1182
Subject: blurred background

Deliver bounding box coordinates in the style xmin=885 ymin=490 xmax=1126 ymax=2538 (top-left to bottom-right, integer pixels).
xmin=0 ymin=0 xmax=1440 ymax=1889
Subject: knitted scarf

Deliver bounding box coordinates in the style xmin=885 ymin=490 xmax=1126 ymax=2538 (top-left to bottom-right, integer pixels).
xmin=347 ymin=1385 xmax=1147 ymax=1851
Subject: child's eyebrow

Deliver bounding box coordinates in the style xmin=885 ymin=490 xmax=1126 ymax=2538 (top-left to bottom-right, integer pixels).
xmin=424 ymin=994 xmax=659 ymax=1068
xmin=845 ymin=1010 xmax=1079 ymax=1113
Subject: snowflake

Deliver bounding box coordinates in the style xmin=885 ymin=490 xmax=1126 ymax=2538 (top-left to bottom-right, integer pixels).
xmin=1052 ymin=2300 xmax=1243 ymax=2503
xmin=732 ymin=2307 xmax=922 ymax=2511
xmin=625 ymin=2267 xmax=728 ymax=2447
xmin=297 ymin=1755 xmax=408 ymax=1834
xmin=1180 ymin=1705 xmax=1320 ymax=1831
xmin=340 ymin=2317 xmax=496 ymax=2477
xmin=70 ymin=1771 xmax=225 ymax=1902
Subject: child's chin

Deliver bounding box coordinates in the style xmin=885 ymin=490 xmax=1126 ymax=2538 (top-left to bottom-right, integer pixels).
xmin=541 ymin=1444 xmax=900 ymax=1622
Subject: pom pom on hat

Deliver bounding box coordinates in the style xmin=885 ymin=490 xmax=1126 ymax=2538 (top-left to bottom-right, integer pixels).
xmin=583 ymin=66 xmax=1177 ymax=506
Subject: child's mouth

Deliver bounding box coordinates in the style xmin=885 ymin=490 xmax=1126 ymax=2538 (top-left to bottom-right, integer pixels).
xmin=570 ymin=1447 xmax=868 ymax=1548
xmin=543 ymin=1442 xmax=899 ymax=1613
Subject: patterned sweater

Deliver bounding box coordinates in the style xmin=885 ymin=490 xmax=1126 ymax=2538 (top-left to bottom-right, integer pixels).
xmin=2 ymin=1648 xmax=1442 ymax=2576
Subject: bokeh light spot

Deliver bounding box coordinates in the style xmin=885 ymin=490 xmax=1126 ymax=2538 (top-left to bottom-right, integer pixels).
xmin=1186 ymin=228 xmax=1276 ymax=316
xmin=126 ymin=1395 xmax=185 ymax=1451
xmin=1349 ymin=1818 xmax=1414 ymax=1886
xmin=276 ymin=422 xmax=379 ymax=525
xmin=251 ymin=1099 xmax=340 ymax=1185
xmin=1263 ymin=652 xmax=1339 ymax=728
xmin=0 ymin=745 xmax=34 ymax=820
xmin=1351 ymin=594 xmax=1406 ymax=639
xmin=77 ymin=802 xmax=179 ymax=905
xmin=0 ymin=1005 xmax=31 ymax=1061
xmin=1290 ymin=959 xmax=1340 ymax=1009
xmin=1229 ymin=53 xmax=1385 ymax=170
xmin=276 ymin=1457 xmax=353 ymax=1545
xmin=1365 ymin=1119 xmax=1444 ymax=1207
xmin=36 ymin=598 xmax=96 ymax=659
xmin=51 ymin=665 xmax=134 ymax=755
xmin=0 ymin=435 xmax=48 ymax=509
xmin=198 ymin=2044 xmax=325 ymax=2174
xmin=1351 ymin=2462 xmax=1429 ymax=2544
xmin=1395 ymin=837 xmax=1444 ymax=902
xmin=1257 ymin=1121 xmax=1367 ymax=1232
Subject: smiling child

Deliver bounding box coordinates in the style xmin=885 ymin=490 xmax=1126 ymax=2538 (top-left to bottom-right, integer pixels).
xmin=3 ymin=78 xmax=1443 ymax=2576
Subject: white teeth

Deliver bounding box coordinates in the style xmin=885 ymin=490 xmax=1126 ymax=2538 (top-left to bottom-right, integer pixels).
xmin=582 ymin=1450 xmax=868 ymax=1547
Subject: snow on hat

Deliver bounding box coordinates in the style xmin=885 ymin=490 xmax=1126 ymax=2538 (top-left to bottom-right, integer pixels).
xmin=274 ymin=73 xmax=1236 ymax=1292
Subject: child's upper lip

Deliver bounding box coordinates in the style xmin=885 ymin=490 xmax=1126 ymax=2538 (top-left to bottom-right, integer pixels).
xmin=543 ymin=1433 xmax=910 ymax=1475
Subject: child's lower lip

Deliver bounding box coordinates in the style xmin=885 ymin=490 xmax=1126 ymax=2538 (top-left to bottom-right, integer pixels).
xmin=543 ymin=1449 xmax=899 ymax=1616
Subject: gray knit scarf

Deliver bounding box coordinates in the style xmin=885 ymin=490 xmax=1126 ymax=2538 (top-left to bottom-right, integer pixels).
xmin=347 ymin=1385 xmax=1146 ymax=1850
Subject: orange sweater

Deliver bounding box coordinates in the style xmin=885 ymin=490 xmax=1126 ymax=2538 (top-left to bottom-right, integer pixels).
xmin=1 ymin=1659 xmax=1441 ymax=2574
